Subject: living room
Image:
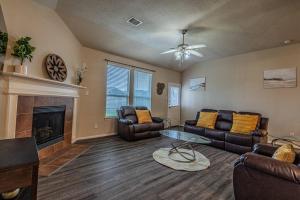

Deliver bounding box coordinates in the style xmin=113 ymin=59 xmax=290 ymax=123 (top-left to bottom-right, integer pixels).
xmin=0 ymin=0 xmax=299 ymax=200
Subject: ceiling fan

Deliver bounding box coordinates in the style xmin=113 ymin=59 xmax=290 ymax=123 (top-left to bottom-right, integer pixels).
xmin=160 ymin=29 xmax=206 ymax=62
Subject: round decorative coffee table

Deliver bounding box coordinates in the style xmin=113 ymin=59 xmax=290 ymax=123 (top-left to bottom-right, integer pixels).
xmin=153 ymin=130 xmax=211 ymax=171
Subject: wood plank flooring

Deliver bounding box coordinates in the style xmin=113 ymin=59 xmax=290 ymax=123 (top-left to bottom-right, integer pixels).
xmin=38 ymin=136 xmax=239 ymax=200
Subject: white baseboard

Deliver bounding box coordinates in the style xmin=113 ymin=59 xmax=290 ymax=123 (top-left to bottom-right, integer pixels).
xmin=73 ymin=132 xmax=117 ymax=143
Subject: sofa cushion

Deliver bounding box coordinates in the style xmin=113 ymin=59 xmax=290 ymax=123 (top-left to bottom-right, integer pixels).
xmin=121 ymin=106 xmax=136 ymax=116
xmin=196 ymin=112 xmax=218 ymax=128
xmin=215 ymin=121 xmax=232 ymax=131
xmin=196 ymin=109 xmax=218 ymax=121
xmin=231 ymin=113 xmax=259 ymax=134
xmin=218 ymin=110 xmax=235 ymax=122
xmin=225 ymin=142 xmax=252 ymax=154
xmin=184 ymin=125 xmax=205 ymax=136
xmin=272 ymin=144 xmax=296 ymax=164
xmin=225 ymin=132 xmax=253 ymax=147
xmin=239 ymin=111 xmax=262 ymax=130
xmin=205 ymin=128 xmax=225 ymax=141
xmin=133 ymin=124 xmax=151 ymax=133
xmin=124 ymin=115 xmax=138 ymax=124
xmin=149 ymin=123 xmax=163 ymax=131
xmin=135 ymin=110 xmax=152 ymax=124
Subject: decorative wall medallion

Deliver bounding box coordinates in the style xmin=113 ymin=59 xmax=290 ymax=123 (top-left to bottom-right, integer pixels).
xmin=157 ymin=82 xmax=165 ymax=95
xmin=44 ymin=54 xmax=67 ymax=82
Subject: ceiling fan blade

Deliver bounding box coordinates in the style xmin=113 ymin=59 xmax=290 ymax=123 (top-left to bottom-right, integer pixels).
xmin=160 ymin=49 xmax=178 ymax=54
xmin=189 ymin=50 xmax=203 ymax=57
xmin=187 ymin=44 xmax=207 ymax=50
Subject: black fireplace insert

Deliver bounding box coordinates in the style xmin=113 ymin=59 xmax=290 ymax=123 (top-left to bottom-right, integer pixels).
xmin=32 ymin=105 xmax=66 ymax=149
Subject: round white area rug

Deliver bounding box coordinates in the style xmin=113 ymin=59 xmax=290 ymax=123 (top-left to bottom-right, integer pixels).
xmin=153 ymin=148 xmax=210 ymax=171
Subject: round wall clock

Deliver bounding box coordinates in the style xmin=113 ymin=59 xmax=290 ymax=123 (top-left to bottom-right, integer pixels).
xmin=44 ymin=54 xmax=67 ymax=82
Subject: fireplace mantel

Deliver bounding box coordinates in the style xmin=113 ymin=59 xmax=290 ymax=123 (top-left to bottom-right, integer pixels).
xmin=0 ymin=72 xmax=86 ymax=97
xmin=0 ymin=72 xmax=85 ymax=141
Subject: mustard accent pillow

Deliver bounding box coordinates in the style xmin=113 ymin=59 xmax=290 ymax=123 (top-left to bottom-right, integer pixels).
xmin=231 ymin=113 xmax=259 ymax=134
xmin=196 ymin=112 xmax=218 ymax=129
xmin=272 ymin=144 xmax=296 ymax=164
xmin=135 ymin=110 xmax=152 ymax=124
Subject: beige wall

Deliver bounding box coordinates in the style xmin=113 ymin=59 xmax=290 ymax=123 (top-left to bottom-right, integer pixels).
xmin=182 ymin=43 xmax=300 ymax=138
xmin=0 ymin=0 xmax=82 ymax=138
xmin=77 ymin=47 xmax=181 ymax=138
xmin=0 ymin=0 xmax=82 ymax=83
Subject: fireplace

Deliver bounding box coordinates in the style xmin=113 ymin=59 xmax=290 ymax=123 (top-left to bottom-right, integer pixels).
xmin=32 ymin=105 xmax=66 ymax=149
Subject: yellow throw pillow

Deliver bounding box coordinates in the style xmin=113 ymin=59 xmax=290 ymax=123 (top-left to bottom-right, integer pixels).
xmin=272 ymin=144 xmax=296 ymax=164
xmin=196 ymin=112 xmax=218 ymax=129
xmin=231 ymin=113 xmax=259 ymax=134
xmin=135 ymin=110 xmax=152 ymax=124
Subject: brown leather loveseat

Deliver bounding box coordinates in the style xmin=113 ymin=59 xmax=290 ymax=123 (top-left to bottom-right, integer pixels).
xmin=117 ymin=106 xmax=164 ymax=141
xmin=233 ymin=143 xmax=300 ymax=200
xmin=184 ymin=109 xmax=269 ymax=154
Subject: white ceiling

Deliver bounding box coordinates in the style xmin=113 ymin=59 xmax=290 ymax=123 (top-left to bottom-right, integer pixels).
xmin=35 ymin=0 xmax=300 ymax=71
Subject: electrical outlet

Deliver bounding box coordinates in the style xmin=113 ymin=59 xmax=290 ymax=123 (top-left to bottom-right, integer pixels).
xmin=94 ymin=123 xmax=99 ymax=129
xmin=290 ymin=132 xmax=295 ymax=136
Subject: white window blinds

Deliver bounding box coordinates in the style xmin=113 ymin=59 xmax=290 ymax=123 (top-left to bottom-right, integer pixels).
xmin=105 ymin=64 xmax=130 ymax=117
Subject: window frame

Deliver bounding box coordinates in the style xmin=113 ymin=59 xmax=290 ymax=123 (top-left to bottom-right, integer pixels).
xmin=133 ymin=69 xmax=153 ymax=110
xmin=168 ymin=83 xmax=181 ymax=108
xmin=104 ymin=63 xmax=153 ymax=118
xmin=104 ymin=63 xmax=131 ymax=118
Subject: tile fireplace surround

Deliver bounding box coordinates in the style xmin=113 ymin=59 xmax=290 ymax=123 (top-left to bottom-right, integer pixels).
xmin=0 ymin=72 xmax=85 ymax=158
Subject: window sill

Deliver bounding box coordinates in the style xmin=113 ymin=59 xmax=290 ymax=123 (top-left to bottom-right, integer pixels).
xmin=104 ymin=116 xmax=118 ymax=120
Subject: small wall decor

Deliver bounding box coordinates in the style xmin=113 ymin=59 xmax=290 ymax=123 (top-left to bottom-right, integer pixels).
xmin=45 ymin=54 xmax=67 ymax=82
xmin=75 ymin=63 xmax=88 ymax=85
xmin=157 ymin=82 xmax=165 ymax=95
xmin=189 ymin=77 xmax=206 ymax=90
xmin=264 ymin=67 xmax=297 ymax=89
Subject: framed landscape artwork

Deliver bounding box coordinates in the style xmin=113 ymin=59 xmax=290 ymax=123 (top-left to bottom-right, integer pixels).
xmin=263 ymin=67 xmax=297 ymax=89
xmin=189 ymin=77 xmax=206 ymax=90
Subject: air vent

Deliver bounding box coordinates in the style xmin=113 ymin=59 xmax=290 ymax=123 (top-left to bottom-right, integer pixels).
xmin=127 ymin=17 xmax=143 ymax=26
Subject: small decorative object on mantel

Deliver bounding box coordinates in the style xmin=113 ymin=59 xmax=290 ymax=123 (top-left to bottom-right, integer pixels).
xmin=44 ymin=54 xmax=67 ymax=82
xmin=264 ymin=67 xmax=297 ymax=89
xmin=75 ymin=63 xmax=88 ymax=85
xmin=189 ymin=77 xmax=206 ymax=91
xmin=1 ymin=188 xmax=20 ymax=199
xmin=157 ymin=82 xmax=165 ymax=95
xmin=11 ymin=36 xmax=35 ymax=75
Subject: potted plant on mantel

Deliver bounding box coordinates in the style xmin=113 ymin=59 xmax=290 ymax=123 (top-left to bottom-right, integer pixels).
xmin=11 ymin=36 xmax=35 ymax=75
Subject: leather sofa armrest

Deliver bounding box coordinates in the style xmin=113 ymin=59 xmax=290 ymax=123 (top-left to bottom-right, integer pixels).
xmin=185 ymin=120 xmax=197 ymax=126
xmin=119 ymin=119 xmax=133 ymax=125
xmin=253 ymin=143 xmax=277 ymax=157
xmin=251 ymin=129 xmax=268 ymax=137
xmin=238 ymin=152 xmax=300 ymax=184
xmin=152 ymin=117 xmax=163 ymax=123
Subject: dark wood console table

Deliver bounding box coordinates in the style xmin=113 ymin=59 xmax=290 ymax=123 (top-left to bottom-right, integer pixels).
xmin=0 ymin=138 xmax=39 ymax=200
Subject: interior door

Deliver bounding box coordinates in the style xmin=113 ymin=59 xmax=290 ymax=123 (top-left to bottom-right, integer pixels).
xmin=167 ymin=83 xmax=181 ymax=127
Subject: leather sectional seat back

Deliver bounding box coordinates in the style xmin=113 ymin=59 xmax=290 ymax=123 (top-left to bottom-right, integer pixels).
xmin=117 ymin=106 xmax=164 ymax=141
xmin=184 ymin=109 xmax=269 ymax=154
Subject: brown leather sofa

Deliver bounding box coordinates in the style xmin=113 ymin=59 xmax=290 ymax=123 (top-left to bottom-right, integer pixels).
xmin=184 ymin=109 xmax=269 ymax=154
xmin=117 ymin=106 xmax=164 ymax=141
xmin=233 ymin=143 xmax=300 ymax=200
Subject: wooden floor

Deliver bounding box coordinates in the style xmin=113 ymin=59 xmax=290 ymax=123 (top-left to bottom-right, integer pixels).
xmin=38 ymin=136 xmax=239 ymax=200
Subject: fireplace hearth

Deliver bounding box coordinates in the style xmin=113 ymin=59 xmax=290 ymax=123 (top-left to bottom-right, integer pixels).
xmin=32 ymin=105 xmax=66 ymax=149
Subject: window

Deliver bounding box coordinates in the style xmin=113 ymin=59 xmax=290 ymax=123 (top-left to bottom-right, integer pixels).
xmin=168 ymin=85 xmax=180 ymax=107
xmin=105 ymin=63 xmax=153 ymax=117
xmin=133 ymin=70 xmax=152 ymax=109
xmin=105 ymin=64 xmax=130 ymax=117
